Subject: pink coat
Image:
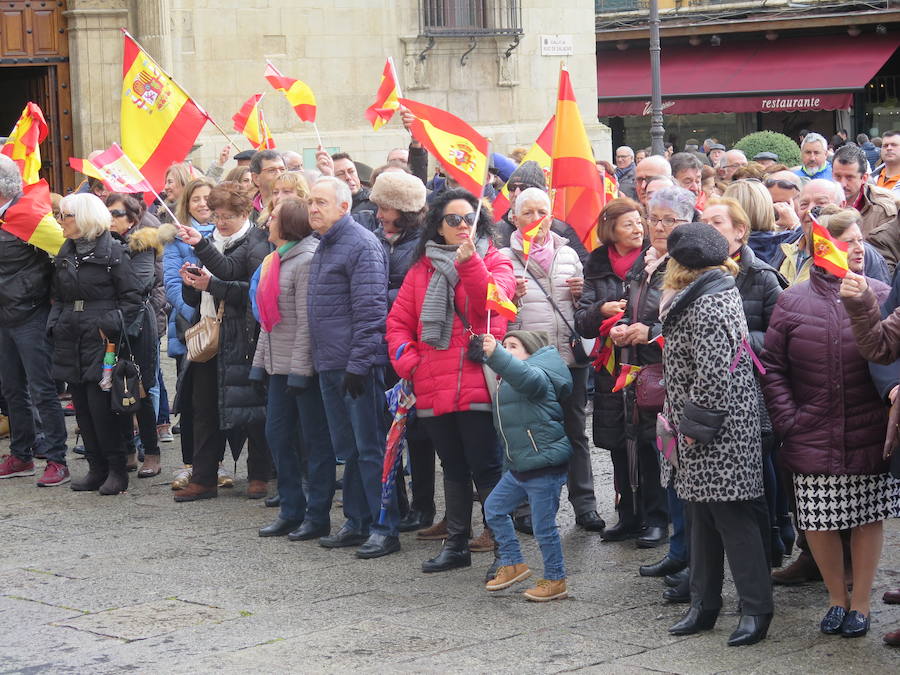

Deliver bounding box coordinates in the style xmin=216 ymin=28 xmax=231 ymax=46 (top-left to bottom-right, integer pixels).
xmin=387 ymin=244 xmax=516 ymax=417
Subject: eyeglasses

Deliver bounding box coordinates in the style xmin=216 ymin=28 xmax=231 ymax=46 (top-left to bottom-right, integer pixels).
xmin=108 ymin=209 xmax=128 ymax=218
xmin=211 ymin=212 xmax=244 ymax=224
xmin=60 ymin=212 xmax=75 ymax=219
xmin=442 ymin=213 xmax=477 ymax=228
xmin=648 ymin=216 xmax=688 ymax=229
xmin=260 ymin=166 xmax=285 ymax=175
xmin=507 ymin=182 xmax=530 ymax=193
xmin=764 ymin=179 xmax=800 ymax=191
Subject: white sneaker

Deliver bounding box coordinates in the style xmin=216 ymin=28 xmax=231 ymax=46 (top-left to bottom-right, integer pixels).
xmin=157 ymin=424 xmax=175 ymax=443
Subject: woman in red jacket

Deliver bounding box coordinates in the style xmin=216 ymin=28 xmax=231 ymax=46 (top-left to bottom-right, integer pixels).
xmin=387 ymin=188 xmax=516 ymax=577
xmin=761 ymin=206 xmax=897 ymax=639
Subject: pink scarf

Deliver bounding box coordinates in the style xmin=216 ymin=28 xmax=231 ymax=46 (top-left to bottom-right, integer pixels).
xmin=257 ymin=241 xmax=298 ymax=332
xmin=512 ymin=229 xmax=554 ymax=272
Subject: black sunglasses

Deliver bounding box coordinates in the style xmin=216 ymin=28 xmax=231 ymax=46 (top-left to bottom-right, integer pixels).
xmin=442 ymin=213 xmax=477 ymax=228
xmin=764 ymin=179 xmax=800 ymax=191
xmin=108 ymin=209 xmax=128 ymax=218
xmin=507 ymin=182 xmax=531 ymax=193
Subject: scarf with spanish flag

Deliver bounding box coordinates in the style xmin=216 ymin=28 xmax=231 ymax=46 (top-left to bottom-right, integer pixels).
xmin=257 ymin=240 xmax=298 ymax=332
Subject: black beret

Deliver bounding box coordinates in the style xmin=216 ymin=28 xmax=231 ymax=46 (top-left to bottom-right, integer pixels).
xmin=667 ymin=222 xmax=729 ymax=269
xmin=233 ymin=149 xmax=255 ymax=161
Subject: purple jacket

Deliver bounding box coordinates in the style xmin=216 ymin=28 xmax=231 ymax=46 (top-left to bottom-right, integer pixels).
xmin=761 ymin=267 xmax=890 ymax=476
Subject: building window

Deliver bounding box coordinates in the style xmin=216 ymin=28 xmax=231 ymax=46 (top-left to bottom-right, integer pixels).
xmin=419 ymin=0 xmax=523 ymax=37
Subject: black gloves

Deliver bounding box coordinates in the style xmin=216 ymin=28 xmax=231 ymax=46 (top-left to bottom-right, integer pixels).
xmin=342 ymin=371 xmax=366 ymax=399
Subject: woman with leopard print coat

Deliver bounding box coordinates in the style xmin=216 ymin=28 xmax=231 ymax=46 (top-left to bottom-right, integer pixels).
xmin=660 ymin=223 xmax=772 ymax=648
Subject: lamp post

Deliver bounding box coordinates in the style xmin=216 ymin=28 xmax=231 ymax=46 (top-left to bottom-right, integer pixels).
xmin=648 ymin=0 xmax=666 ymax=156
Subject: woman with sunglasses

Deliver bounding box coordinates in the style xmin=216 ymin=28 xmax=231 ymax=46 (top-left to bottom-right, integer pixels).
xmin=387 ymin=188 xmax=516 ymax=578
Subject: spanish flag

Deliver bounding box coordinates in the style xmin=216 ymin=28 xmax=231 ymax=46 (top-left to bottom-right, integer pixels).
xmin=1 ymin=102 xmax=48 ymax=185
xmin=492 ymin=116 xmax=554 ymax=222
xmin=399 ymin=98 xmax=489 ymax=197
xmin=120 ymin=30 xmax=208 ymax=193
xmin=264 ymin=62 xmax=317 ymax=123
xmin=232 ymin=94 xmax=276 ymax=150
xmin=486 ymin=276 xmax=518 ymax=322
xmin=811 ymin=216 xmax=849 ymax=278
xmin=0 ymin=179 xmax=64 ymax=256
xmin=365 ymin=59 xmax=401 ymax=131
xmin=69 ymin=143 xmax=156 ymax=194
xmin=520 ymin=216 xmax=543 ymax=263
xmin=612 ymin=364 xmax=642 ymax=392
xmin=551 ymin=66 xmax=604 ymax=251
xmin=593 ymin=336 xmax=616 ymax=375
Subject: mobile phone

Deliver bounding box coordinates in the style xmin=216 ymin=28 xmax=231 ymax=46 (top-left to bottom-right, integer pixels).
xmin=186 ymin=266 xmax=202 ymax=275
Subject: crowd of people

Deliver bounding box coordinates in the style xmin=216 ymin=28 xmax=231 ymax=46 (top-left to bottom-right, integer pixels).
xmin=1 ymin=121 xmax=899 ymax=647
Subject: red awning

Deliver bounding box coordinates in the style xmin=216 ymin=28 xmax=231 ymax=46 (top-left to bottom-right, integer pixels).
xmin=598 ymin=33 xmax=897 ymax=116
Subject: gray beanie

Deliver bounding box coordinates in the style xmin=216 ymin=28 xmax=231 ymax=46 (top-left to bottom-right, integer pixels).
xmin=503 ymin=330 xmax=550 ymax=355
xmin=369 ymin=171 xmax=426 ymax=213
xmin=507 ymin=160 xmax=547 ymax=191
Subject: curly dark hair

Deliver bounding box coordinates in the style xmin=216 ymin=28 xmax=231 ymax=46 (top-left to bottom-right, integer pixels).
xmin=414 ymin=188 xmax=495 ymax=261
xmin=207 ymin=180 xmax=253 ymax=218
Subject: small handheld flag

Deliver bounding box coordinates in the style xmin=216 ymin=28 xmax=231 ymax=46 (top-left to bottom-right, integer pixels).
xmin=0 ymin=179 xmax=64 ymax=256
xmin=264 ymin=62 xmax=317 ymax=123
xmin=486 ymin=277 xmax=518 ymax=322
xmin=69 ymin=143 xmax=156 ymax=195
xmin=365 ymin=58 xmax=401 ymax=131
xmin=1 ymin=102 xmax=48 ymax=185
xmin=232 ymin=94 xmax=275 ymax=150
xmin=810 ymin=215 xmax=849 ymax=278
xmin=520 ymin=216 xmax=544 ymax=265
xmin=612 ymin=364 xmax=642 ymax=392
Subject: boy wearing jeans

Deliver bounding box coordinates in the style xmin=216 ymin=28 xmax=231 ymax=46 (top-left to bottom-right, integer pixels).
xmin=482 ymin=330 xmax=573 ymax=601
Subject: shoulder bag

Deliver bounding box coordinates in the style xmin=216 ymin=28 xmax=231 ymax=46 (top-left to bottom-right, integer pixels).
xmin=184 ymin=301 xmax=225 ymax=363
xmin=109 ymin=312 xmax=145 ymax=415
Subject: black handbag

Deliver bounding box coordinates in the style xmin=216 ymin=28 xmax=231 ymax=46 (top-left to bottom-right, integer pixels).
xmin=110 ymin=311 xmax=144 ymax=415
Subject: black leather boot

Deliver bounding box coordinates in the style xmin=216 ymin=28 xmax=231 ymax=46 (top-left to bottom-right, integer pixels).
xmin=778 ymin=514 xmax=796 ymax=556
xmin=669 ymin=606 xmax=719 ymax=635
xmin=728 ymin=613 xmax=772 ymax=646
xmin=99 ymin=455 xmax=129 ymax=495
xmin=399 ymin=509 xmax=436 ymax=533
xmin=422 ymin=479 xmax=471 ymax=573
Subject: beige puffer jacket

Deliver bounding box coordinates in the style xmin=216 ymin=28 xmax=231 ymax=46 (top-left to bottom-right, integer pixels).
xmin=500 ymin=231 xmax=583 ymax=366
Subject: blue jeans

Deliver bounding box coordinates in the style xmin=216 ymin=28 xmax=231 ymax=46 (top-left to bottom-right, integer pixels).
xmin=485 ymin=470 xmax=568 ymax=580
xmin=319 ymin=367 xmax=397 ymax=537
xmin=266 ymin=374 xmax=336 ymax=524
xmin=0 ymin=307 xmax=67 ymax=463
xmin=668 ymin=484 xmax=687 ymax=563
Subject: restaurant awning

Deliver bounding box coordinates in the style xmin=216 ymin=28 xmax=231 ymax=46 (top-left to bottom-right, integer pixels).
xmin=598 ymin=33 xmax=897 ymax=117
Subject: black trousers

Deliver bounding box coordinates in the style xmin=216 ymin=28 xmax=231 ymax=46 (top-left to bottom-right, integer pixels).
xmin=420 ymin=411 xmax=501 ymax=492
xmin=70 ymin=383 xmax=126 ymax=464
xmin=564 ymin=367 xmax=596 ymax=515
xmin=174 ymin=354 xmax=194 ymax=465
xmin=687 ymin=500 xmax=774 ymax=616
xmin=120 ymin=395 xmax=160 ymax=457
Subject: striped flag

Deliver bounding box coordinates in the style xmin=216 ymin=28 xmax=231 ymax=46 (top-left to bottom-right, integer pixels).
xmin=120 ymin=30 xmax=208 ymax=192
xmin=0 ymin=179 xmax=64 ymax=255
xmin=1 ymin=102 xmax=48 ymax=185
xmin=492 ymin=116 xmax=554 ymax=222
xmin=520 ymin=216 xmax=543 ymax=264
xmin=264 ymin=62 xmax=317 ymax=123
xmin=399 ymin=98 xmax=489 ymax=197
xmin=365 ymin=59 xmax=401 ymax=131
xmin=69 ymin=143 xmax=155 ymax=194
xmin=810 ymin=215 xmax=849 ymax=278
xmin=612 ymin=364 xmax=642 ymax=392
xmin=486 ymin=276 xmax=518 ymax=321
xmin=232 ymin=94 xmax=276 ymax=150
xmin=593 ymin=336 xmax=616 ymax=375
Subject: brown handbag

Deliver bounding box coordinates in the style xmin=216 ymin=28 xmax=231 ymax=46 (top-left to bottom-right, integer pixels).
xmin=184 ymin=301 xmax=224 ymax=363
xmin=635 ymin=362 xmax=665 ymax=413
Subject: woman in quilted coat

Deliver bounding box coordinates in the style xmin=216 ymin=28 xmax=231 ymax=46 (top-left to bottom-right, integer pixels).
xmin=387 ymin=188 xmax=516 ymax=576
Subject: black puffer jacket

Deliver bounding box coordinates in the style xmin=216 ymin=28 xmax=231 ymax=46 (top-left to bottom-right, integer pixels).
xmin=495 ymin=216 xmax=589 ymax=263
xmin=0 ymin=206 xmax=54 ymax=327
xmin=47 ymin=231 xmax=143 ymax=383
xmin=734 ymin=245 xmax=788 ymax=354
xmin=376 ymin=225 xmax=420 ymax=309
xmin=620 ymin=253 xmax=667 ymax=368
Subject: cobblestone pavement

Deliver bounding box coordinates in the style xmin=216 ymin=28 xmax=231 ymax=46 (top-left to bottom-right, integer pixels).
xmin=2 ymin=364 xmax=899 ymax=672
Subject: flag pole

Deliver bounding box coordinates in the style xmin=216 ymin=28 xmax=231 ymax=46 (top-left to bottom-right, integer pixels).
xmin=388 ymin=56 xmax=403 ymax=100
xmin=312 ymin=122 xmax=324 ymax=148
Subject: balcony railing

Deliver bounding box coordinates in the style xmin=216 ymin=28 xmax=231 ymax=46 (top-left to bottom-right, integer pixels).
xmin=419 ymin=0 xmax=523 ymax=37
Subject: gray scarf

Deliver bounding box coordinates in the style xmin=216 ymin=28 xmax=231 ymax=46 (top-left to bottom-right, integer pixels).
xmin=421 ymin=237 xmax=489 ymax=349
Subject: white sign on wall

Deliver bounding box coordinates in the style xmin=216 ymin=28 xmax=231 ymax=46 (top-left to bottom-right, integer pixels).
xmin=541 ymin=34 xmax=574 ymax=56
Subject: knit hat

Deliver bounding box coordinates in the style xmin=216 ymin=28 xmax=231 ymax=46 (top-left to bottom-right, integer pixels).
xmin=369 ymin=171 xmax=427 ymax=213
xmin=667 ymin=222 xmax=729 ymax=270
xmin=502 ymin=330 xmax=550 ymax=355
xmin=507 ymin=160 xmax=547 ymax=191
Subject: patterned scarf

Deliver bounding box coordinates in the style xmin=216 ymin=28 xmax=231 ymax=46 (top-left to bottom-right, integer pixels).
xmin=257 ymin=240 xmax=299 ymax=332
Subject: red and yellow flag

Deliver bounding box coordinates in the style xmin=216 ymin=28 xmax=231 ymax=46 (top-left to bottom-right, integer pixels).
xmin=264 ymin=62 xmax=317 ymax=123
xmin=811 ymin=216 xmax=849 ymax=278
xmin=232 ymin=94 xmax=275 ymax=150
xmin=493 ymin=116 xmax=554 ymax=222
xmin=1 ymin=102 xmax=48 ymax=185
xmin=612 ymin=364 xmax=642 ymax=392
xmin=69 ymin=143 xmax=156 ymax=194
xmin=486 ymin=276 xmax=518 ymax=322
xmin=121 ymin=30 xmax=208 ymax=193
xmin=0 ymin=179 xmax=64 ymax=255
xmin=365 ymin=59 xmax=401 ymax=131
xmin=551 ymin=66 xmax=605 ymax=251
xmin=520 ymin=216 xmax=543 ymax=263
xmin=593 ymin=336 xmax=616 ymax=375
xmin=399 ymin=98 xmax=489 ymax=197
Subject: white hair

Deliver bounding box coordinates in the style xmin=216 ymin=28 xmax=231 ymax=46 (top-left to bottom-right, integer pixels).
xmin=649 ymin=186 xmax=696 ymax=222
xmin=0 ymin=154 xmax=22 ymax=201
xmin=315 ymin=175 xmax=352 ymax=213
xmin=800 ymin=132 xmax=828 ymax=151
xmin=616 ymin=146 xmax=634 ymax=158
xmin=513 ymin=187 xmax=551 ymax=217
xmin=59 ymin=193 xmax=112 ymax=240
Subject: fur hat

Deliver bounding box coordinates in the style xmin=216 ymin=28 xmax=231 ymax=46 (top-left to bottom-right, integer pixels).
xmin=667 ymin=222 xmax=729 ymax=270
xmin=507 ymin=160 xmax=547 ymax=191
xmin=502 ymin=330 xmax=550 ymax=355
xmin=369 ymin=172 xmax=426 ymax=213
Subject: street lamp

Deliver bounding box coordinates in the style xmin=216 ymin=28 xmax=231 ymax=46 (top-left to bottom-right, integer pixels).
xmin=648 ymin=0 xmax=666 ymax=156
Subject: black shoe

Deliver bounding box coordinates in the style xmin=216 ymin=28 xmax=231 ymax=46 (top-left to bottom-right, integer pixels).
xmin=355 ymin=533 xmax=401 ymax=559
xmin=422 ymin=543 xmax=472 ymax=573
xmin=575 ymin=510 xmax=606 ymax=533
xmin=288 ymin=521 xmax=330 ymax=541
xmin=600 ymin=520 xmax=642 ymax=542
xmin=484 ymin=554 xmax=501 ymax=583
xmin=72 ymin=445 xmax=86 ymax=456
xmin=669 ymin=606 xmax=719 ymax=635
xmin=399 ymin=509 xmax=435 ymax=533
xmin=640 ymin=555 xmax=687 ymax=578
xmin=264 ymin=494 xmax=281 ymax=508
xmin=319 ymin=525 xmax=367 ymax=548
xmin=636 ymin=525 xmax=668 ymax=549
xmin=728 ymin=613 xmax=772 ymax=646
xmin=770 ymin=526 xmax=785 ymax=568
xmin=259 ymin=518 xmax=303 ymax=538
xmin=840 ymin=610 xmax=869 ymax=638
xmin=663 ymin=575 xmax=691 ymax=603
xmin=820 ymin=606 xmax=847 ymax=634
xmin=172 ymin=423 xmax=181 ymax=435
xmin=665 ymin=567 xmax=690 ymax=588
xmin=513 ymin=513 xmax=533 ymax=535
xmin=778 ymin=514 xmax=796 ymax=556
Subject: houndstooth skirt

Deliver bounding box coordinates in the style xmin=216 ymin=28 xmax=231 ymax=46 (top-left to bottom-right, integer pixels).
xmin=793 ymin=473 xmax=900 ymax=531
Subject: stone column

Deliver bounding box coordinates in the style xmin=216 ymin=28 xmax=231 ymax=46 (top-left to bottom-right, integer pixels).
xmin=133 ymin=0 xmax=172 ymax=70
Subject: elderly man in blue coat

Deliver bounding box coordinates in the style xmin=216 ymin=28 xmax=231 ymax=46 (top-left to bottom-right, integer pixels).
xmin=307 ymin=176 xmax=399 ymax=558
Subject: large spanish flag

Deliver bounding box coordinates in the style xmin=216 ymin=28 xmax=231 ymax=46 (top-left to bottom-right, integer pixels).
xmin=232 ymin=94 xmax=275 ymax=150
xmin=365 ymin=59 xmax=401 ymax=131
xmin=399 ymin=98 xmax=489 ymax=197
xmin=264 ymin=62 xmax=317 ymax=123
xmin=1 ymin=102 xmax=48 ymax=185
xmin=69 ymin=143 xmax=156 ymax=195
xmin=551 ymin=66 xmax=604 ymax=251
xmin=811 ymin=216 xmax=850 ymax=278
xmin=0 ymin=179 xmax=64 ymax=256
xmin=121 ymin=30 xmax=208 ymax=193
xmin=492 ymin=116 xmax=554 ymax=222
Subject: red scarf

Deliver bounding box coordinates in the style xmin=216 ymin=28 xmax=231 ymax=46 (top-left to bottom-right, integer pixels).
xmin=608 ymin=245 xmax=642 ymax=280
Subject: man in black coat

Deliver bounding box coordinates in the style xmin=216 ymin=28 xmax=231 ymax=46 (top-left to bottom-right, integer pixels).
xmin=0 ymin=155 xmax=69 ymax=486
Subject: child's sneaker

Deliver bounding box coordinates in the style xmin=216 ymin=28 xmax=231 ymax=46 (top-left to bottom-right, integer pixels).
xmin=523 ymin=578 xmax=567 ymax=602
xmin=485 ymin=563 xmax=531 ymax=591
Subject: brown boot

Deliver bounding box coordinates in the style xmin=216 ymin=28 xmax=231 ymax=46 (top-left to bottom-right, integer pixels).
xmin=416 ymin=517 xmax=448 ymax=540
xmin=247 ymin=480 xmax=268 ymax=500
xmin=524 ymin=578 xmax=568 ymax=602
xmin=884 ymin=628 xmax=900 ymax=646
xmin=138 ymin=454 xmax=161 ymax=478
xmin=486 ymin=563 xmax=531 ymax=591
xmin=772 ymin=550 xmax=822 ymax=585
xmin=174 ymin=482 xmax=217 ymax=502
xmin=469 ymin=527 xmax=495 ymax=553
